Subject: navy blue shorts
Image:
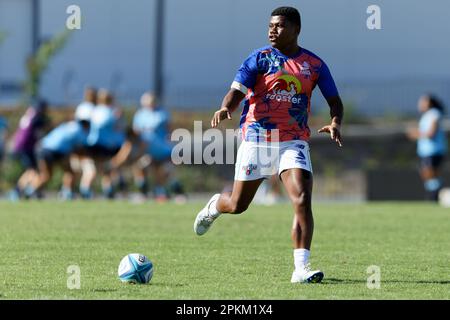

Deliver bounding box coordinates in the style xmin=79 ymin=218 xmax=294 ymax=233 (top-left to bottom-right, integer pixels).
xmin=38 ymin=149 xmax=66 ymax=166
xmin=86 ymin=145 xmax=121 ymax=158
xmin=12 ymin=150 xmax=38 ymax=169
xmin=420 ymin=155 xmax=445 ymax=170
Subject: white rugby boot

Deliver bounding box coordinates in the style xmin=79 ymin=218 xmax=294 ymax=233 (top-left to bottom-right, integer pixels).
xmin=193 ymin=193 xmax=221 ymax=236
xmin=291 ymin=263 xmax=324 ymax=283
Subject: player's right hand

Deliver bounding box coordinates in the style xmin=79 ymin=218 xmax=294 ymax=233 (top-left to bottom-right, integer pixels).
xmin=211 ymin=108 xmax=232 ymax=128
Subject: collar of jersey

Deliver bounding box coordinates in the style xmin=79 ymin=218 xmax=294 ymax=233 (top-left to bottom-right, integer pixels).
xmin=271 ymin=46 xmax=303 ymax=59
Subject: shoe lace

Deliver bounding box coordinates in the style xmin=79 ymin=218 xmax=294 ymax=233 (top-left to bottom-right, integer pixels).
xmin=203 ymin=214 xmax=215 ymax=224
xmin=203 ymin=201 xmax=218 ymax=223
xmin=303 ymin=263 xmax=312 ymax=272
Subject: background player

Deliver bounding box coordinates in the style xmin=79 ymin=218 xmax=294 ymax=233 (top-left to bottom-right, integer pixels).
xmin=83 ymin=89 xmax=125 ymax=199
xmin=132 ymin=92 xmax=184 ymax=201
xmin=407 ymin=94 xmax=447 ymax=201
xmin=9 ymin=100 xmax=50 ymax=199
xmin=28 ymin=107 xmax=92 ymax=199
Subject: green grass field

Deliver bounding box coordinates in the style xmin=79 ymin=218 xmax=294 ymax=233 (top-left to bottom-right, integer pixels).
xmin=0 ymin=200 xmax=448 ymax=300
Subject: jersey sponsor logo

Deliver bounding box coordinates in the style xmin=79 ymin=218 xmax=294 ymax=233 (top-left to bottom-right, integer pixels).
xmin=242 ymin=164 xmax=257 ymax=176
xmin=265 ymin=74 xmax=303 ymax=104
xmin=299 ymin=61 xmax=311 ymax=76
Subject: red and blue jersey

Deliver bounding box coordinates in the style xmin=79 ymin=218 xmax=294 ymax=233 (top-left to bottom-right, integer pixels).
xmin=232 ymin=46 xmax=339 ymax=142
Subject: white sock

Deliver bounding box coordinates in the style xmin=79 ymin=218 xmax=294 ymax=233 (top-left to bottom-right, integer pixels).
xmin=208 ymin=198 xmax=221 ymax=218
xmin=293 ymin=248 xmax=310 ymax=270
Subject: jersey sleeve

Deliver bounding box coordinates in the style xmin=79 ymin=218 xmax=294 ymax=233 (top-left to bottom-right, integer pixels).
xmin=163 ymin=110 xmax=171 ymax=123
xmin=132 ymin=113 xmax=141 ymax=131
xmin=428 ymin=109 xmax=441 ymax=121
xmin=231 ymin=51 xmax=260 ymax=94
xmin=0 ymin=118 xmax=8 ymax=131
xmin=317 ymin=61 xmax=339 ymax=99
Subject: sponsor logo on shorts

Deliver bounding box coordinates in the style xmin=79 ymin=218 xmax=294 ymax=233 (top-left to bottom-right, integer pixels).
xmin=242 ymin=164 xmax=258 ymax=176
xmin=295 ymin=149 xmax=307 ymax=165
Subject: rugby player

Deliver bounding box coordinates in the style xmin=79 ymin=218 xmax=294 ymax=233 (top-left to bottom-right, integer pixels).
xmin=194 ymin=6 xmax=344 ymax=283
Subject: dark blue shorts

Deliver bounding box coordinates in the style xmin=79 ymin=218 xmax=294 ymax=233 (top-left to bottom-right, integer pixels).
xmin=38 ymin=149 xmax=67 ymax=166
xmin=12 ymin=150 xmax=38 ymax=169
xmin=86 ymin=145 xmax=121 ymax=158
xmin=420 ymin=154 xmax=445 ymax=170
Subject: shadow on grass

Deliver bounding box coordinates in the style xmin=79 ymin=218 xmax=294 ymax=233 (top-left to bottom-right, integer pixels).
xmin=325 ymin=278 xmax=450 ymax=285
xmin=150 ymin=283 xmax=186 ymax=287
xmin=92 ymin=288 xmax=118 ymax=293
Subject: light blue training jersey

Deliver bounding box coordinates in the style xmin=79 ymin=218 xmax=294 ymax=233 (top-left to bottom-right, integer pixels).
xmin=133 ymin=108 xmax=169 ymax=141
xmin=418 ymin=108 xmax=447 ymax=157
xmin=87 ymin=104 xmax=125 ymax=149
xmin=42 ymin=121 xmax=89 ymax=154
xmin=132 ymin=107 xmax=172 ymax=161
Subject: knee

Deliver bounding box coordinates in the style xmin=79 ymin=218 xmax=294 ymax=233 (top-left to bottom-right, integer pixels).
xmin=40 ymin=172 xmax=51 ymax=184
xmin=292 ymin=191 xmax=311 ymax=211
xmin=81 ymin=159 xmax=97 ymax=178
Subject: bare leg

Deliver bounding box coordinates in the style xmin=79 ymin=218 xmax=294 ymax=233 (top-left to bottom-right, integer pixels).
xmin=152 ymin=162 xmax=169 ymax=187
xmin=61 ymin=161 xmax=75 ymax=191
xmin=17 ymin=169 xmax=37 ymax=190
xmin=101 ymin=167 xmax=114 ymax=199
xmin=79 ymin=157 xmax=96 ymax=197
xmin=280 ymin=169 xmax=313 ymax=250
xmin=69 ymin=154 xmax=82 ymax=188
xmin=420 ymin=165 xmax=441 ymax=201
xmin=269 ymin=174 xmax=283 ymax=197
xmin=193 ymin=178 xmax=265 ymax=236
xmin=216 ymin=178 xmax=265 ymax=214
xmin=31 ymin=159 xmax=53 ymax=194
xmin=133 ymin=164 xmax=149 ymax=196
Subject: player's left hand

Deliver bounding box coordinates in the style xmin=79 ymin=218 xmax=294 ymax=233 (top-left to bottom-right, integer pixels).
xmin=211 ymin=108 xmax=232 ymax=128
xmin=318 ymin=123 xmax=343 ymax=147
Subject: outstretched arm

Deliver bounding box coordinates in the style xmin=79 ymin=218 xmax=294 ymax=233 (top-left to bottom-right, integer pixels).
xmin=407 ymin=118 xmax=439 ymax=140
xmin=318 ymin=95 xmax=344 ymax=147
xmin=211 ymin=89 xmax=246 ymax=128
xmin=109 ymin=141 xmax=134 ymax=170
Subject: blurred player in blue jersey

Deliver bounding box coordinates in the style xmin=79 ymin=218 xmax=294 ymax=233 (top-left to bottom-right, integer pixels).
xmin=102 ymin=127 xmax=148 ymax=185
xmin=408 ymin=94 xmax=447 ymax=201
xmin=193 ymin=7 xmax=344 ymax=283
xmin=83 ymin=89 xmax=125 ymax=199
xmin=70 ymin=87 xmax=96 ymax=197
xmin=133 ymin=92 xmax=184 ymax=201
xmin=75 ymin=87 xmax=97 ymax=121
xmin=28 ymin=106 xmax=92 ymax=199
